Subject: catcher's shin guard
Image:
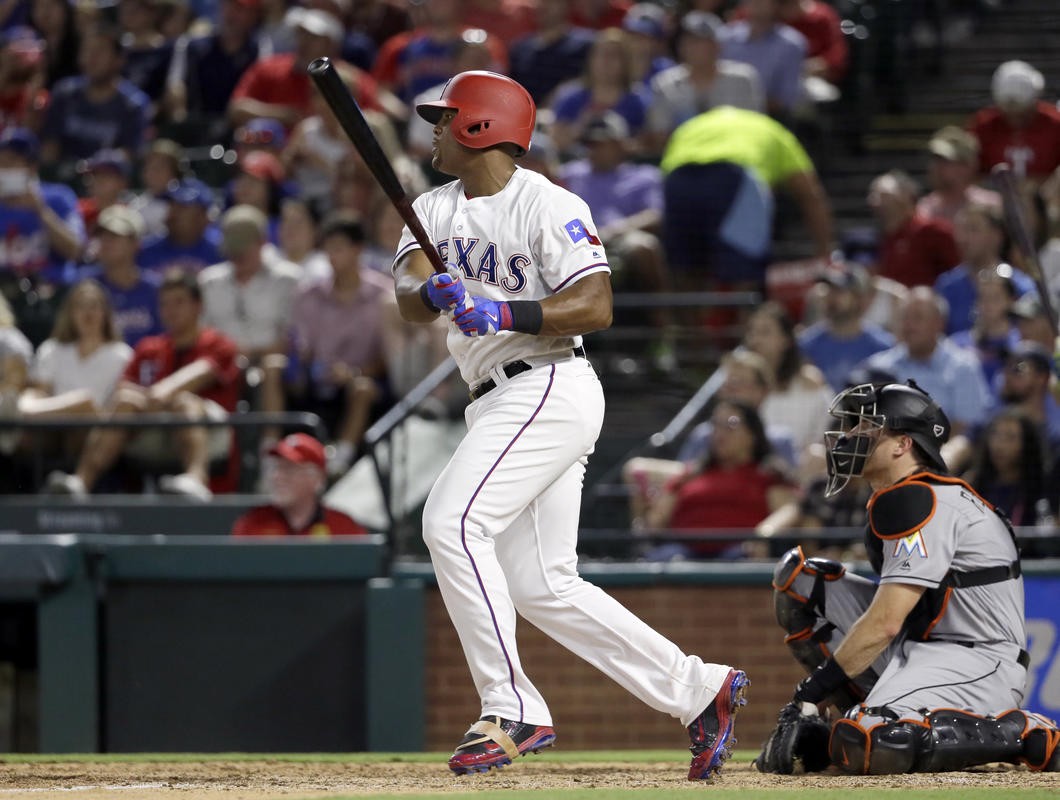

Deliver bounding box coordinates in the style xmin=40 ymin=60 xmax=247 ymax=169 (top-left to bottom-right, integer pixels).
xmin=829 ymin=708 xmax=1027 ymax=774
xmin=772 ymin=547 xmax=864 ymax=711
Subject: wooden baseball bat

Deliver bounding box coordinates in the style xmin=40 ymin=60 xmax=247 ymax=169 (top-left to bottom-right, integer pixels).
xmin=307 ymin=57 xmax=447 ymax=275
xmin=991 ymin=162 xmax=1059 ymax=337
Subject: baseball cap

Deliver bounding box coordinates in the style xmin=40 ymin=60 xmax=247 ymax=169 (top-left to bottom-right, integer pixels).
xmin=165 ymin=177 xmax=214 ymax=207
xmin=815 ymin=264 xmax=871 ymax=293
xmin=1009 ymin=291 xmax=1046 ymax=321
xmin=992 ymin=60 xmax=1043 ymax=109
xmin=220 ymin=204 xmax=267 ymax=255
xmin=268 ymin=433 xmax=326 ymax=470
xmin=1005 ymin=340 xmax=1052 ymax=375
xmin=0 ymin=25 xmax=44 ymax=66
xmin=234 ymin=117 xmax=287 ymax=150
xmin=926 ymin=126 xmax=979 ymax=164
xmin=80 ymin=148 xmax=132 ymax=179
xmin=623 ymin=3 xmax=667 ymax=39
xmin=580 ymin=111 xmax=630 ymax=143
xmin=680 ymin=10 xmax=722 ymax=39
xmin=239 ymin=149 xmax=285 ymax=183
xmin=287 ymin=7 xmax=343 ymax=43
xmin=0 ymin=126 xmax=38 ymax=161
xmin=97 ymin=204 xmax=146 ymax=239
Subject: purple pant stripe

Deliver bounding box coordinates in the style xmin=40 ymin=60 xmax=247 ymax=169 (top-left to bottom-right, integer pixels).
xmin=459 ymin=364 xmax=557 ymax=722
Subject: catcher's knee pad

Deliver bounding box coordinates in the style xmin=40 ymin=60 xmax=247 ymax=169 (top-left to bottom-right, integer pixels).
xmin=1000 ymin=709 xmax=1060 ymax=771
xmin=831 ymin=707 xmax=1027 ymax=774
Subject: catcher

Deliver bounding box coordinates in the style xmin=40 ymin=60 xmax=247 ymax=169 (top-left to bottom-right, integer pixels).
xmin=757 ymin=380 xmax=1060 ymax=775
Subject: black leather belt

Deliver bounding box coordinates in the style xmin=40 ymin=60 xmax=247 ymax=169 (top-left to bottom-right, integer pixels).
xmin=470 ymin=346 xmax=585 ymax=401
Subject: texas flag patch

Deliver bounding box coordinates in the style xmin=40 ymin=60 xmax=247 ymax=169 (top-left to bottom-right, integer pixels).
xmin=564 ymin=218 xmax=601 ymax=245
xmin=893 ymin=529 xmax=928 ymax=558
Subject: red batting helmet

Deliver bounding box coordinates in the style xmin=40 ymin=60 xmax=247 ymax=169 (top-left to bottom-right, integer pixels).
xmin=416 ymin=71 xmax=536 ymax=156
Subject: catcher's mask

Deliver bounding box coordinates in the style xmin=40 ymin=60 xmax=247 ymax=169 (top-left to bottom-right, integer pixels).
xmin=824 ymin=380 xmax=951 ymax=497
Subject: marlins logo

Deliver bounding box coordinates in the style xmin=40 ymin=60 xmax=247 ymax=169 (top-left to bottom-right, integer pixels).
xmin=893 ymin=529 xmax=928 ymax=558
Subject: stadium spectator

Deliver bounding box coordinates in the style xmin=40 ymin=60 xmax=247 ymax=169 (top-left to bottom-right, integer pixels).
xmin=230 ymin=7 xmax=404 ymax=130
xmin=549 ymin=27 xmax=651 ymax=157
xmin=0 ymin=26 xmax=48 ymax=134
xmin=371 ymin=0 xmax=502 ymax=108
xmin=19 ymin=280 xmax=132 ymax=446
xmin=863 ymin=286 xmax=992 ymax=443
xmin=643 ymin=11 xmax=763 ymax=157
xmin=963 ymin=405 xmax=1048 ymax=528
xmin=80 ymin=205 xmax=162 ymax=347
xmin=641 ymin=399 xmax=796 ymax=560
xmin=1008 ymin=290 xmax=1056 ymax=353
xmin=39 ymin=23 xmax=151 ymax=166
xmin=797 ymin=264 xmax=895 ymax=392
xmin=994 ymin=340 xmax=1060 ymax=464
xmin=200 ymin=204 xmax=299 ymax=436
xmin=0 ymin=126 xmax=84 ymax=284
xmin=76 ymin=149 xmax=133 ymax=249
xmin=165 ymin=0 xmax=268 ymax=142
xmin=948 ymin=265 xmax=1021 ymax=394
xmin=128 ymin=138 xmax=185 ymax=238
xmin=934 ymin=203 xmax=1034 ymax=335
xmin=462 ymin=0 xmax=538 ymax=43
xmin=29 ymin=0 xmax=80 ymax=89
xmin=0 ymin=293 xmax=32 ymax=456
xmin=43 ymin=269 xmax=241 ymax=500
xmin=231 ymin=432 xmax=368 ymax=536
xmin=660 ymin=106 xmax=833 ymax=293
xmin=283 ymin=60 xmax=360 ymax=205
xmin=508 ymin=0 xmax=594 ymax=106
xmin=570 ymin=0 xmax=631 ymax=29
xmin=119 ymin=0 xmax=175 ymax=105
xmin=717 ymin=0 xmax=806 ymax=118
xmin=917 ymin=125 xmax=1001 ymax=224
xmin=277 ymin=196 xmax=330 ymax=287
xmin=867 ymin=169 xmax=960 ymax=288
xmin=558 ymin=112 xmax=669 ymax=340
xmin=621 ymin=2 xmax=675 ymax=86
xmin=230 ymin=149 xmax=286 ymax=240
xmin=970 ymin=60 xmax=1060 ymax=182
xmin=287 ymin=214 xmax=391 ymax=477
xmin=139 ymin=178 xmax=222 ymax=275
xmin=776 ymin=0 xmax=847 ymax=87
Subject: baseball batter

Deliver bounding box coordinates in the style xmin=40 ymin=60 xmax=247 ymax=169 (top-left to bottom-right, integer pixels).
xmin=756 ymin=380 xmax=1060 ymax=774
xmin=391 ymin=70 xmax=747 ymax=780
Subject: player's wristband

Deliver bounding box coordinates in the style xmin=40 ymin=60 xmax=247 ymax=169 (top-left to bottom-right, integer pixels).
xmin=506 ymin=300 xmax=543 ymax=335
xmin=419 ymin=282 xmax=441 ymax=314
xmin=793 ymin=657 xmax=849 ymax=705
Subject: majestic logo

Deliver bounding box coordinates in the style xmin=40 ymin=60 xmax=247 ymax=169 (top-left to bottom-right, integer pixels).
xmin=564 ymin=218 xmax=601 ymax=245
xmin=933 ymin=424 xmax=945 ymax=437
xmin=893 ymin=529 xmax=928 ymax=559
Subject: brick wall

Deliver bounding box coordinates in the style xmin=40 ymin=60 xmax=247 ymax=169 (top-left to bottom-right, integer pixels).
xmin=424 ymin=584 xmax=805 ymax=753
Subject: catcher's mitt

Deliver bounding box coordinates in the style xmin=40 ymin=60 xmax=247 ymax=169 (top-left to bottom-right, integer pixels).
xmin=755 ymin=701 xmax=833 ymax=774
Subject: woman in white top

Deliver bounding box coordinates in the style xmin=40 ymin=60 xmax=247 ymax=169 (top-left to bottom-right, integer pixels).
xmin=743 ymin=301 xmax=833 ymax=462
xmin=20 ymin=280 xmax=133 ymax=453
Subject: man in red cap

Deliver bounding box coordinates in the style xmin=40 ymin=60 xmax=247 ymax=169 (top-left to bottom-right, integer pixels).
xmin=230 ymin=432 xmax=367 ymax=536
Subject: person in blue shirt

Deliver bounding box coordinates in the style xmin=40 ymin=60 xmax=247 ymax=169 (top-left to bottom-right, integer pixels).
xmin=947 ymin=265 xmax=1021 ymax=395
xmin=0 ymin=126 xmax=84 ymax=284
xmin=79 ymin=205 xmax=162 ymax=347
xmin=934 ymin=203 xmax=1035 ymax=335
xmin=139 ymin=178 xmax=222 ymax=275
xmin=798 ymin=264 xmax=895 ymax=391
xmin=39 ymin=22 xmax=151 ymax=167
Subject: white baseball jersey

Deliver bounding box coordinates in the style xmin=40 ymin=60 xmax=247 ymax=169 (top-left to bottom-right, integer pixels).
xmin=393 ymin=167 xmax=611 ymax=385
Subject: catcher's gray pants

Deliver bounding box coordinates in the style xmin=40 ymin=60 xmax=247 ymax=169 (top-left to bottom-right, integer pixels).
xmin=781 ymin=560 xmax=1027 ymax=727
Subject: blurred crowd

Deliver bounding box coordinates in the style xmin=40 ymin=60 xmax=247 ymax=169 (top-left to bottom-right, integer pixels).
xmin=0 ymin=0 xmax=1057 ymax=552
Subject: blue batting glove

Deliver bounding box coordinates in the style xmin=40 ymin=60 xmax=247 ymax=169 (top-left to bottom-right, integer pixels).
xmin=454 ymin=296 xmax=512 ymax=337
xmin=426 ymin=272 xmax=467 ymax=312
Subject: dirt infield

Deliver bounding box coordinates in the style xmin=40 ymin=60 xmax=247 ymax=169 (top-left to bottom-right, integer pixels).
xmin=0 ymin=759 xmax=1057 ymax=799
